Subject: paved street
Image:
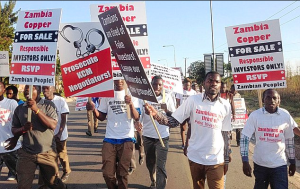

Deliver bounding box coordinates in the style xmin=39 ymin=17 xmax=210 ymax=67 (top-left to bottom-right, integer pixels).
xmin=1 ymin=100 xmax=300 ymax=189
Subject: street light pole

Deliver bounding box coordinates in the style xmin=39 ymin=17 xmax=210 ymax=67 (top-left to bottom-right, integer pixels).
xmin=210 ymin=0 xmax=216 ymax=71
xmin=184 ymin=57 xmax=189 ymax=77
xmin=163 ymin=45 xmax=176 ymax=67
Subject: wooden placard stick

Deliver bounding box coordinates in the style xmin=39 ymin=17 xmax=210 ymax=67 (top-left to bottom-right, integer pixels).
xmin=143 ymin=100 xmax=165 ymax=147
xmin=162 ymin=88 xmax=166 ymax=103
xmin=88 ymin=97 xmax=94 ymax=135
xmin=27 ymin=85 xmax=33 ymax=122
xmin=124 ymin=81 xmax=132 ymax=120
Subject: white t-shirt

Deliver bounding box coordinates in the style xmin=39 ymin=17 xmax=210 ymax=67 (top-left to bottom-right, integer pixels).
xmin=52 ymin=95 xmax=70 ymax=141
xmin=140 ymin=93 xmax=176 ymax=139
xmin=176 ymin=89 xmax=197 ymax=105
xmin=98 ymin=90 xmax=138 ymax=139
xmin=172 ymin=93 xmax=232 ymax=165
xmin=242 ymin=107 xmax=297 ymax=168
xmin=0 ymin=98 xmax=20 ymax=153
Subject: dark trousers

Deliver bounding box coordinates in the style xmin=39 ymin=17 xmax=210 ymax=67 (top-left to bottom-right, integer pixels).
xmin=236 ymin=129 xmax=241 ymax=144
xmin=17 ymin=148 xmax=66 ymax=189
xmin=143 ymin=136 xmax=169 ymax=189
xmin=253 ymin=163 xmax=288 ymax=189
xmin=0 ymin=150 xmax=18 ymax=177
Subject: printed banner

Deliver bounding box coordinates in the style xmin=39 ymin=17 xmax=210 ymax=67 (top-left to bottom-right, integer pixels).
xmin=225 ymin=19 xmax=286 ymax=90
xmin=9 ymin=9 xmax=62 ymax=85
xmin=99 ymin=7 xmax=157 ymax=103
xmin=58 ymin=22 xmax=114 ymax=97
xmin=231 ymin=98 xmax=248 ymax=129
xmin=91 ymin=1 xmax=150 ymax=79
xmin=0 ymin=51 xmax=9 ymax=76
xmin=147 ymin=63 xmax=183 ymax=94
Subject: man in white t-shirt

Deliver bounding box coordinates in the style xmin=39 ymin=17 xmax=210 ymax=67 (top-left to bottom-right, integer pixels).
xmin=86 ymin=79 xmax=140 ymax=189
xmin=138 ymin=76 xmax=176 ymax=189
xmin=0 ymin=81 xmax=20 ymax=181
xmin=42 ymin=86 xmax=71 ymax=183
xmin=240 ymin=89 xmax=297 ymax=188
xmin=145 ymin=71 xmax=232 ymax=189
xmin=176 ymin=78 xmax=197 ymax=149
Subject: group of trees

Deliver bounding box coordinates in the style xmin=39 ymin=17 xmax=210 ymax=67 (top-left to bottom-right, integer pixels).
xmin=0 ymin=1 xmax=18 ymax=52
xmin=187 ymin=60 xmax=232 ymax=85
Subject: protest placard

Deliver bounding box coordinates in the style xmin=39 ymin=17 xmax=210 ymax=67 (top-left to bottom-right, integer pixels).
xmin=0 ymin=51 xmax=9 ymax=76
xmin=226 ymin=19 xmax=286 ymax=90
xmin=91 ymin=1 xmax=150 ymax=80
xmin=75 ymin=97 xmax=88 ymax=111
xmin=98 ymin=7 xmax=157 ymax=103
xmin=148 ymin=63 xmax=183 ymax=94
xmin=9 ymin=9 xmax=61 ymax=85
xmin=58 ymin=22 xmax=114 ymax=97
xmin=231 ymin=98 xmax=248 ymax=129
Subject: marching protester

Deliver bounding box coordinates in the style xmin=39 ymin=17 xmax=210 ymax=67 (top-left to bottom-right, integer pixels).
xmin=145 ymin=71 xmax=232 ymax=189
xmin=42 ymin=86 xmax=71 ymax=183
xmin=240 ymin=89 xmax=297 ymax=188
xmin=176 ymin=78 xmax=197 ymax=149
xmin=86 ymin=79 xmax=140 ymax=189
xmin=128 ymin=124 xmax=145 ymax=175
xmin=138 ymin=75 xmax=176 ymax=189
xmin=0 ymin=82 xmax=19 ymax=181
xmin=6 ymin=85 xmax=24 ymax=105
xmin=192 ymin=82 xmax=200 ymax=94
xmin=86 ymin=97 xmax=100 ymax=136
xmin=11 ymin=85 xmax=66 ymax=189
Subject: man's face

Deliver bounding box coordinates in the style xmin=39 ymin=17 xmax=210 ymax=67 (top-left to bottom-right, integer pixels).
xmin=220 ymin=84 xmax=227 ymax=93
xmin=152 ymin=79 xmax=163 ymax=96
xmin=6 ymin=89 xmax=15 ymax=99
xmin=42 ymin=86 xmax=54 ymax=98
xmin=184 ymin=82 xmax=191 ymax=91
xmin=204 ymin=74 xmax=221 ymax=96
xmin=24 ymin=85 xmax=39 ymax=100
xmin=114 ymin=80 xmax=124 ymax=90
xmin=263 ymin=90 xmax=280 ymax=113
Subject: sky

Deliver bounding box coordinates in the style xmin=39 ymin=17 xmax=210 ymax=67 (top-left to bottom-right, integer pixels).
xmin=11 ymin=1 xmax=300 ymax=74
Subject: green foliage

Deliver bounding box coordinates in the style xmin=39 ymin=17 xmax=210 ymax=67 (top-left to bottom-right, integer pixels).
xmin=0 ymin=0 xmax=19 ymax=51
xmin=187 ymin=60 xmax=206 ymax=84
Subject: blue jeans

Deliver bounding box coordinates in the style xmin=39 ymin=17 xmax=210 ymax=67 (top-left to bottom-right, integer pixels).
xmin=143 ymin=136 xmax=169 ymax=189
xmin=253 ymin=163 xmax=288 ymax=189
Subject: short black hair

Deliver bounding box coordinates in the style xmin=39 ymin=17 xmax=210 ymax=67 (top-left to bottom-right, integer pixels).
xmin=183 ymin=78 xmax=192 ymax=84
xmin=6 ymin=85 xmax=18 ymax=94
xmin=205 ymin=71 xmax=220 ymax=80
xmin=262 ymin=89 xmax=279 ymax=99
xmin=151 ymin=75 xmax=163 ymax=83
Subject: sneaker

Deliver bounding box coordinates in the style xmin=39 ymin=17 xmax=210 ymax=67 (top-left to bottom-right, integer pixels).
xmin=61 ymin=173 xmax=70 ymax=183
xmin=94 ymin=129 xmax=98 ymax=133
xmin=7 ymin=175 xmax=16 ymax=181
xmin=181 ymin=145 xmax=185 ymax=150
xmin=86 ymin=131 xmax=92 ymax=136
xmin=139 ymin=155 xmax=144 ymax=165
xmin=128 ymin=167 xmax=135 ymax=175
xmin=149 ymin=181 xmax=156 ymax=189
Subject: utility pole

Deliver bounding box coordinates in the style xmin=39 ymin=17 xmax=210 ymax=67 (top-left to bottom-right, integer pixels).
xmin=210 ymin=0 xmax=216 ymax=71
xmin=184 ymin=57 xmax=189 ymax=77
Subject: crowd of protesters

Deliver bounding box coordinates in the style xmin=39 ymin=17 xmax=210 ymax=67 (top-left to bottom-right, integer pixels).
xmin=0 ymin=70 xmax=299 ymax=189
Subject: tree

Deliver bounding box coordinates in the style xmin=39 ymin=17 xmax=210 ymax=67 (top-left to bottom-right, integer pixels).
xmin=223 ymin=62 xmax=232 ymax=78
xmin=187 ymin=60 xmax=206 ymax=84
xmin=0 ymin=0 xmax=19 ymax=51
